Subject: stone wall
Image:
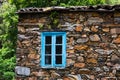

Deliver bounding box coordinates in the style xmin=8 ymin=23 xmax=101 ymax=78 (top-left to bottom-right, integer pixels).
xmin=16 ymin=11 xmax=120 ymax=80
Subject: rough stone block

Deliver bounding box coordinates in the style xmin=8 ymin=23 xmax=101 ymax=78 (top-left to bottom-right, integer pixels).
xmin=67 ymin=74 xmax=82 ymax=80
xmin=84 ymin=27 xmax=90 ymax=32
xmin=15 ymin=66 xmax=30 ymax=76
xmin=74 ymin=63 xmax=85 ymax=68
xmin=74 ymin=45 xmax=88 ymax=50
xmin=67 ymin=49 xmax=74 ymax=54
xmin=67 ymin=59 xmax=75 ymax=66
xmin=113 ymin=37 xmax=120 ymax=43
xmin=102 ymin=28 xmax=109 ymax=32
xmin=95 ymin=49 xmax=113 ymax=55
xmin=91 ymin=26 xmax=98 ymax=32
xmin=78 ymin=69 xmax=91 ymax=74
xmin=31 ymin=71 xmax=49 ymax=77
xmin=68 ymin=37 xmax=74 ymax=45
xmin=28 ymin=53 xmax=40 ymax=59
xmin=77 ymin=56 xmax=84 ymax=62
xmin=27 ymin=77 xmax=37 ymax=80
xmin=111 ymin=54 xmax=120 ymax=64
xmin=87 ymin=58 xmax=97 ymax=64
xmin=18 ymin=26 xmax=26 ymax=33
xmin=114 ymin=17 xmax=120 ymax=24
xmin=87 ymin=17 xmax=103 ymax=24
xmin=18 ymin=34 xmax=31 ymax=41
xmin=89 ymin=34 xmax=100 ymax=41
xmin=38 ymin=17 xmax=47 ymax=23
xmin=75 ymin=25 xmax=83 ymax=32
xmin=79 ymin=15 xmax=85 ymax=21
xmin=114 ymin=12 xmax=120 ymax=17
xmin=111 ymin=28 xmax=120 ymax=34
xmin=76 ymin=37 xmax=89 ymax=43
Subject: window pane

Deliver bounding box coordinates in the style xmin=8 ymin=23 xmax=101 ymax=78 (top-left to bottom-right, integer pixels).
xmin=56 ymin=56 xmax=62 ymax=64
xmin=45 ymin=36 xmax=51 ymax=44
xmin=56 ymin=36 xmax=62 ymax=44
xmin=45 ymin=45 xmax=51 ymax=54
xmin=45 ymin=56 xmax=51 ymax=64
xmin=56 ymin=45 xmax=62 ymax=54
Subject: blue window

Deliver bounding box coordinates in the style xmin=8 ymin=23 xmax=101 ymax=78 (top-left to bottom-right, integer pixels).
xmin=41 ymin=32 xmax=66 ymax=68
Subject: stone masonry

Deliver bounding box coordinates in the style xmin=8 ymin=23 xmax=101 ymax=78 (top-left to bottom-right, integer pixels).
xmin=16 ymin=6 xmax=120 ymax=80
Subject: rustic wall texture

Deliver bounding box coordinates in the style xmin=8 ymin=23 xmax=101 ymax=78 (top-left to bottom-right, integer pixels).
xmin=16 ymin=6 xmax=120 ymax=80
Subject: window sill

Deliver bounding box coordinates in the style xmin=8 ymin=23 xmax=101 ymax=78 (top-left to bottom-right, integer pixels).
xmin=41 ymin=66 xmax=66 ymax=69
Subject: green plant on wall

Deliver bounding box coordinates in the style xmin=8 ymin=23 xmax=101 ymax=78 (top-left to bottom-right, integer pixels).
xmin=38 ymin=23 xmax=44 ymax=29
xmin=49 ymin=11 xmax=59 ymax=29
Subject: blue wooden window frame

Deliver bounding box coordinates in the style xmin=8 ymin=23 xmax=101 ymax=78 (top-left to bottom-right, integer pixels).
xmin=41 ymin=32 xmax=66 ymax=68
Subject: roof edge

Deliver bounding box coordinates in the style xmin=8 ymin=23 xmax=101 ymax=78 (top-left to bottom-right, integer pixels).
xmin=17 ymin=5 xmax=120 ymax=14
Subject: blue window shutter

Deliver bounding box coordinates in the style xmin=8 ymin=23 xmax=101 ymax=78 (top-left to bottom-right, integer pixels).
xmin=41 ymin=32 xmax=66 ymax=68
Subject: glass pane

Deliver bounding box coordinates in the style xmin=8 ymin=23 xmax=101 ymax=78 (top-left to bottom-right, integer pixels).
xmin=45 ymin=45 xmax=51 ymax=54
xmin=56 ymin=36 xmax=62 ymax=44
xmin=45 ymin=36 xmax=51 ymax=44
xmin=56 ymin=56 xmax=62 ymax=64
xmin=45 ymin=56 xmax=51 ymax=64
xmin=56 ymin=45 xmax=62 ymax=54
